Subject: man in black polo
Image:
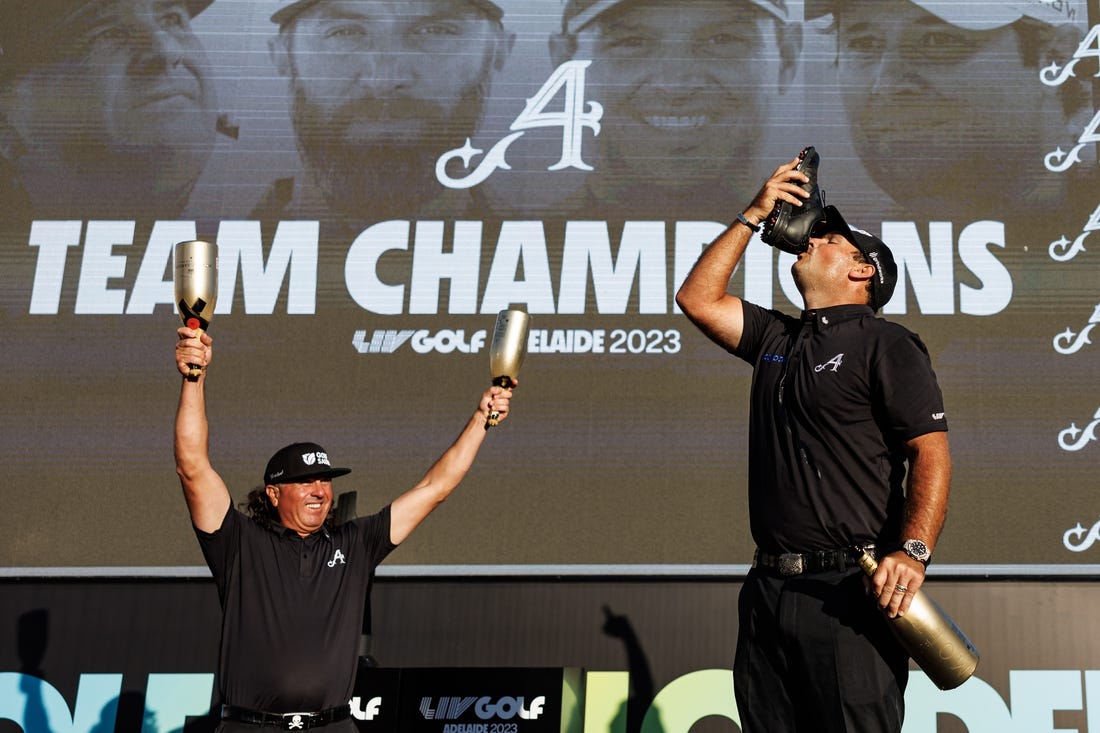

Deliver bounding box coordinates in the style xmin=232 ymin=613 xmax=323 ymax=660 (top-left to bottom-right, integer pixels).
xmin=173 ymin=327 xmax=514 ymax=731
xmin=676 ymin=154 xmax=951 ymax=732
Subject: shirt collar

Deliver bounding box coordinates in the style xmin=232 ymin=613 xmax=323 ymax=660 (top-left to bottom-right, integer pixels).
xmin=800 ymin=303 xmax=875 ymax=331
xmin=273 ymin=523 xmax=331 ymax=541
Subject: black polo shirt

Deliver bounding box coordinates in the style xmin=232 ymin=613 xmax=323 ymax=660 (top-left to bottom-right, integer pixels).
xmin=734 ymin=302 xmax=947 ymax=554
xmin=196 ymin=504 xmax=395 ymax=713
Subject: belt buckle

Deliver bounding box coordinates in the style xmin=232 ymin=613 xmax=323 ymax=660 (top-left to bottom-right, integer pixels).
xmin=282 ymin=713 xmax=310 ymax=731
xmin=778 ymin=553 xmax=804 ymax=576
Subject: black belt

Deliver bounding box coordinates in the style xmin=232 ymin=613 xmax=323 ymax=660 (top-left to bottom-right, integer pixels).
xmin=753 ymin=546 xmax=869 ymax=576
xmin=221 ymin=704 xmax=351 ymax=730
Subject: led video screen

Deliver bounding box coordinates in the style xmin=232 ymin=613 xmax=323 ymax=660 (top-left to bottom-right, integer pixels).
xmin=2 ymin=0 xmax=1098 ymax=570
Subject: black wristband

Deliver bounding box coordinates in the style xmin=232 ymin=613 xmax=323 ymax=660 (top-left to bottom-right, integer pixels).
xmin=735 ymin=212 xmax=759 ymax=232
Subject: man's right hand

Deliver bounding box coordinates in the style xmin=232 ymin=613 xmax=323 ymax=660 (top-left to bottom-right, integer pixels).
xmin=741 ymin=155 xmax=812 ymax=228
xmin=676 ymin=154 xmax=815 ymax=354
xmin=176 ymin=327 xmax=212 ymax=379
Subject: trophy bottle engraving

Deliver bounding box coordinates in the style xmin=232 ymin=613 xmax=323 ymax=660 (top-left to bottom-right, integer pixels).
xmin=173 ymin=240 xmax=218 ymax=382
xmin=487 ymin=309 xmax=530 ymax=427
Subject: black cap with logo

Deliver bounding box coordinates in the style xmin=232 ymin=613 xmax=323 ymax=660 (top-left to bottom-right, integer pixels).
xmin=264 ymin=442 xmax=352 ymax=486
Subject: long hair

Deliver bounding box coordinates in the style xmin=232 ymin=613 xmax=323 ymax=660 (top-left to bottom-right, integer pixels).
xmin=242 ymin=487 xmax=282 ymax=531
xmin=241 ymin=486 xmax=340 ymax=532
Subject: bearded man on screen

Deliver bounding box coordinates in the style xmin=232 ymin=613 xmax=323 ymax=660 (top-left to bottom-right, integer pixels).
xmin=250 ymin=0 xmax=514 ymax=222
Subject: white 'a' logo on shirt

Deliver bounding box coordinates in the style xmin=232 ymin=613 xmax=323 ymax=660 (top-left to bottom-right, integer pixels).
xmin=815 ymin=353 xmax=845 ymax=373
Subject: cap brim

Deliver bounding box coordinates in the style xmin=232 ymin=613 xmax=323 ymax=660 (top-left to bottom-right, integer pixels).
xmin=815 ymin=205 xmax=889 ymax=267
xmin=187 ymin=0 xmax=213 ymax=17
xmin=271 ymin=0 xmax=319 ymax=26
xmin=813 ymin=205 xmax=858 ymax=249
xmin=566 ymin=0 xmax=784 ymax=34
xmin=305 ymin=467 xmax=352 ymax=481
xmin=806 ymin=0 xmax=1079 ymax=29
xmin=273 ymin=0 xmax=502 ymax=26
xmin=270 ymin=466 xmax=352 ymax=484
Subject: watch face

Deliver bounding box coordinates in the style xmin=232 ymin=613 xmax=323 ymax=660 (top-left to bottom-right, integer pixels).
xmin=904 ymin=539 xmax=930 ymax=561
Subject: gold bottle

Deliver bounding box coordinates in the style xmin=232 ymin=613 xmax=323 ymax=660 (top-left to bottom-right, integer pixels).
xmin=173 ymin=240 xmax=218 ymax=382
xmin=856 ymin=549 xmax=980 ymax=690
xmin=486 ymin=309 xmax=530 ymax=427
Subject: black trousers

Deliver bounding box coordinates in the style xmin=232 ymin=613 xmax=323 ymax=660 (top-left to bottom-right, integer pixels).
xmin=733 ymin=566 xmax=909 ymax=733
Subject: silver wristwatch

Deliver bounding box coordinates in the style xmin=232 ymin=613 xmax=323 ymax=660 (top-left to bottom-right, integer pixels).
xmin=902 ymin=538 xmax=932 ymax=566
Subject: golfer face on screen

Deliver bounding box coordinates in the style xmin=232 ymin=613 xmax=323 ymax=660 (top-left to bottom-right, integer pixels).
xmin=269 ymin=0 xmax=513 ymax=215
xmin=1 ymin=0 xmax=217 ymax=215
xmin=551 ymin=0 xmax=798 ymax=197
xmin=833 ymin=0 xmax=1088 ymax=216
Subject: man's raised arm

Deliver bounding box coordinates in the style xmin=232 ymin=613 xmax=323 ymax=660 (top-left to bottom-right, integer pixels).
xmin=389 ymin=385 xmax=514 ymax=546
xmin=174 ymin=327 xmax=230 ymax=533
xmin=676 ymin=156 xmax=810 ymax=351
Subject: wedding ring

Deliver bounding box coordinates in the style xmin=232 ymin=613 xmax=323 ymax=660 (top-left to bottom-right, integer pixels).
xmin=894 ymin=584 xmax=908 ymax=593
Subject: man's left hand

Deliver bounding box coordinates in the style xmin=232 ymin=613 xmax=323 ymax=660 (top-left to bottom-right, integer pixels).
xmin=868 ymin=551 xmax=926 ymax=618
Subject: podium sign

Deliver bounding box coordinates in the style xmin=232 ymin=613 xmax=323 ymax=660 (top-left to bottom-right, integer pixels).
xmin=353 ymin=667 xmax=583 ymax=733
xmin=351 ymin=666 xmax=402 ymax=730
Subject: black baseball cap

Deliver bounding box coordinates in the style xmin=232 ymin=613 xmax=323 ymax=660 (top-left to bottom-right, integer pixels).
xmin=264 ymin=442 xmax=352 ymax=486
xmin=812 ymin=205 xmax=898 ymax=312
